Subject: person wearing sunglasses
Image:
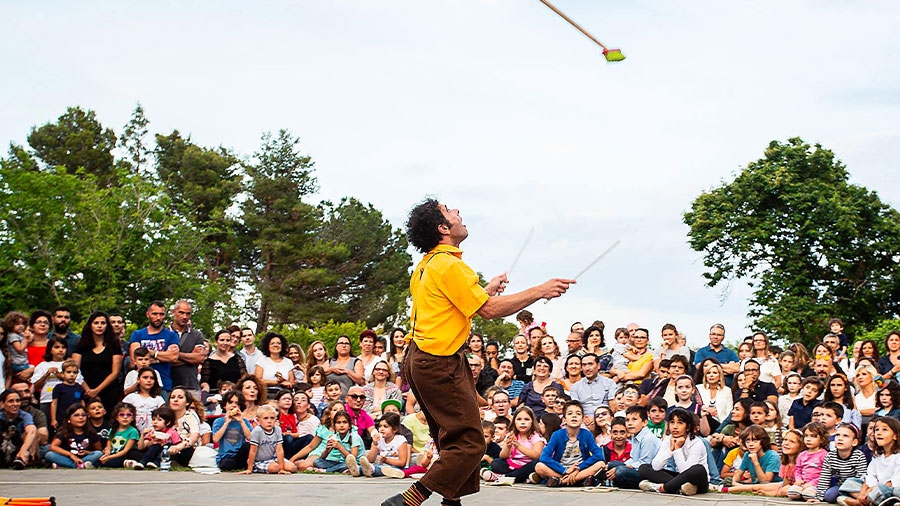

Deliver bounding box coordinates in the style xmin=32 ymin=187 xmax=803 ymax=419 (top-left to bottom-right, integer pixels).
xmin=345 ymin=385 xmax=380 ymax=449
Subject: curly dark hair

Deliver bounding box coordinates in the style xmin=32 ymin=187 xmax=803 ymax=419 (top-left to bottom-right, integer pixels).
xmin=260 ymin=332 xmax=288 ymax=358
xmin=406 ymin=198 xmax=449 ymax=253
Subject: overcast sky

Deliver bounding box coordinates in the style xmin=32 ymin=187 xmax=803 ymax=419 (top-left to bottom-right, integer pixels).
xmin=2 ymin=1 xmax=898 ymax=350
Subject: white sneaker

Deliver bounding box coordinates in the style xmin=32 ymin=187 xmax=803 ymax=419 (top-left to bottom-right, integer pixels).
xmin=359 ymin=456 xmax=374 ymax=477
xmin=709 ymin=483 xmax=723 ymax=493
xmin=836 ymin=497 xmax=852 ymax=506
xmin=681 ymin=483 xmax=698 ymax=496
xmin=481 ymin=469 xmax=499 ymax=482
xmin=82 ymin=461 xmax=94 ymax=469
xmin=639 ymin=480 xmax=662 ymax=492
xmin=381 ymin=465 xmax=405 ymax=479
xmin=497 ymin=477 xmax=515 ymax=486
xmin=345 ymin=454 xmax=360 ymax=477
xmin=124 ymin=459 xmax=137 ymax=469
xmin=527 ymin=472 xmax=542 ymax=484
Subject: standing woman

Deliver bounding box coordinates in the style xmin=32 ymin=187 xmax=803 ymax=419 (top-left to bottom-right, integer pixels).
xmin=73 ymin=311 xmax=123 ymax=412
xmin=26 ymin=310 xmax=53 ymax=369
xmin=877 ymin=331 xmax=900 ymax=382
xmin=750 ymin=332 xmax=782 ymax=387
xmin=254 ymin=332 xmax=294 ymax=396
xmin=305 ymin=340 xmax=330 ymax=377
xmin=327 ymin=335 xmax=365 ymax=396
xmin=658 ymin=324 xmax=689 ymax=361
xmin=388 ymin=328 xmax=407 ymax=387
xmin=200 ymin=329 xmax=247 ymax=395
xmin=357 ymin=330 xmax=380 ymax=383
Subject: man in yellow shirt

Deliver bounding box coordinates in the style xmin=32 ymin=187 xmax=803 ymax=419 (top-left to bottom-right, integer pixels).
xmin=382 ymin=199 xmax=574 ymax=506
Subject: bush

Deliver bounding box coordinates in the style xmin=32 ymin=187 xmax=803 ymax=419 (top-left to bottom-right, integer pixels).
xmin=855 ymin=317 xmax=900 ymax=356
xmin=267 ymin=320 xmax=369 ymax=357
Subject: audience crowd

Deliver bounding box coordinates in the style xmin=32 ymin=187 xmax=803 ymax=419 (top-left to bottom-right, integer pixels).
xmin=3 ymin=303 xmax=900 ymax=505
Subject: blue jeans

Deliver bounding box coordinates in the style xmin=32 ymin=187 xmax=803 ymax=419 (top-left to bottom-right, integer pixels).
xmin=868 ymin=484 xmax=900 ymax=504
xmin=313 ymin=457 xmax=347 ymax=473
xmin=373 ymin=464 xmax=401 ymax=477
xmin=608 ymin=461 xmax=641 ymax=489
xmin=45 ymin=450 xmax=103 ymax=468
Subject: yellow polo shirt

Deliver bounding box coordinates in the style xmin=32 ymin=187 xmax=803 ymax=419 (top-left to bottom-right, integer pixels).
xmin=408 ymin=244 xmax=490 ymax=356
xmin=628 ymin=349 xmax=654 ymax=385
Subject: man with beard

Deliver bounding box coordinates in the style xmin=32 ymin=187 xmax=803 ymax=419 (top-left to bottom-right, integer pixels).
xmin=128 ymin=301 xmax=180 ymax=398
xmin=9 ymin=382 xmax=48 ymax=459
xmin=51 ymin=306 xmax=80 ymax=357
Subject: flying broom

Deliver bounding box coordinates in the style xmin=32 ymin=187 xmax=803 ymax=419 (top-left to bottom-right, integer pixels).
xmin=537 ymin=0 xmax=625 ymax=62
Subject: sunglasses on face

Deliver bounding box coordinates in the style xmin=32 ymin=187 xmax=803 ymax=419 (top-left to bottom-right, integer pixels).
xmin=347 ymin=394 xmax=366 ymax=400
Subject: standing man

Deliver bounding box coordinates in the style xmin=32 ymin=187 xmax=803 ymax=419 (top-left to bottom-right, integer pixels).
xmin=381 ymin=199 xmax=573 ymax=506
xmin=694 ymin=324 xmax=740 ymax=384
xmin=128 ymin=301 xmax=180 ymax=398
xmin=51 ymin=307 xmax=79 ymax=357
xmin=238 ymin=327 xmax=262 ymax=375
xmin=168 ymin=300 xmax=207 ymax=398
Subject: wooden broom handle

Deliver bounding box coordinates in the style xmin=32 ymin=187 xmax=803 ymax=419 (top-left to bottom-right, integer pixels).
xmin=537 ymin=0 xmax=609 ymax=50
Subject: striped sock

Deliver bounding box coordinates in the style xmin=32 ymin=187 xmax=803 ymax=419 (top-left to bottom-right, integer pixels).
xmin=400 ymin=482 xmax=431 ymax=506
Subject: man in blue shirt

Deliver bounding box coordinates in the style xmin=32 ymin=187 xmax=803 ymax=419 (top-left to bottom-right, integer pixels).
xmin=693 ymin=324 xmax=740 ymax=385
xmin=606 ymin=405 xmax=660 ymax=489
xmin=568 ymin=353 xmax=616 ymax=421
xmin=129 ymin=300 xmax=180 ymax=396
xmin=51 ymin=306 xmax=80 ymax=358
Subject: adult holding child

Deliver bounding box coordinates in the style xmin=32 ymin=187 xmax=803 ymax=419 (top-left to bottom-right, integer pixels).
xmin=73 ymin=311 xmax=123 ymax=413
xmin=379 ymin=199 xmax=574 ymax=506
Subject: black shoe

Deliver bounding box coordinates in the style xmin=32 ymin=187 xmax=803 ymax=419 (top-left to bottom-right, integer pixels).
xmin=546 ymin=476 xmax=561 ymax=487
xmin=11 ymin=458 xmax=26 ymax=470
xmin=582 ymin=475 xmax=595 ymax=487
xmin=381 ymin=494 xmax=407 ymax=506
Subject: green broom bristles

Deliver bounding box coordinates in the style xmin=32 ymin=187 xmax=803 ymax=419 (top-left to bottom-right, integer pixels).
xmin=603 ymin=48 xmax=625 ymax=62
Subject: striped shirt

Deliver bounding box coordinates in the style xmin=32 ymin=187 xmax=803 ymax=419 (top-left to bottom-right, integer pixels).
xmin=816 ymin=448 xmax=868 ymax=500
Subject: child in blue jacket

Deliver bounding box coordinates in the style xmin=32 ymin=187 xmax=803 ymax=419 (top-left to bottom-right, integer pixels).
xmin=533 ymin=400 xmax=607 ymax=487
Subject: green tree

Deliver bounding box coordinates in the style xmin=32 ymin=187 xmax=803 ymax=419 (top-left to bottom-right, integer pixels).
xmin=684 ymin=138 xmax=900 ymax=348
xmin=26 ymin=106 xmax=118 ymax=187
xmin=119 ymin=104 xmax=151 ymax=177
xmin=242 ymin=129 xmax=321 ymax=332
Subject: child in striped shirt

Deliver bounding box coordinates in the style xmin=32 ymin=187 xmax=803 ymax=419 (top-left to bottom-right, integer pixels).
xmin=817 ymin=423 xmax=867 ymax=503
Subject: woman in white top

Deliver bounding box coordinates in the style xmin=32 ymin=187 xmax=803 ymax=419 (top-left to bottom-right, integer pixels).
xmin=357 ymin=330 xmax=381 ymax=383
xmin=750 ymin=332 xmax=782 ymax=386
xmin=254 ymin=333 xmax=295 ymax=393
xmin=639 ymin=407 xmax=710 ymax=495
xmin=854 ymin=364 xmax=878 ymax=426
xmin=696 ymin=362 xmax=733 ymax=425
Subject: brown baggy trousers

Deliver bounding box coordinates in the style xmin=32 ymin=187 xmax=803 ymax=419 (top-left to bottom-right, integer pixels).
xmin=403 ymin=341 xmax=485 ymax=498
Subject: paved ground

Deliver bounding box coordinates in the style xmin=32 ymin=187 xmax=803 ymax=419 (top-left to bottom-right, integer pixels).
xmin=0 ymin=470 xmax=796 ymax=506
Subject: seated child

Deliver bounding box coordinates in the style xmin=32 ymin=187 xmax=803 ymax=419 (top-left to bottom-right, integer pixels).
xmin=725 ymin=428 xmax=803 ymax=496
xmin=843 ymin=417 xmax=900 ymax=506
xmin=637 ymin=407 xmax=710 ymax=495
xmin=480 ymin=420 xmax=501 ymax=470
xmin=123 ymin=347 xmax=162 ymax=396
xmin=646 ymin=397 xmax=667 ymax=439
xmin=816 ymin=423 xmax=867 ymax=503
xmin=316 ymin=381 xmax=343 ymax=415
xmin=50 ymin=359 xmax=85 ymax=429
xmin=484 ymin=406 xmax=546 ymax=484
xmin=359 ymin=412 xmax=408 ymax=478
xmin=238 ymin=404 xmax=296 ymax=474
xmin=129 ymin=406 xmax=181 ymax=469
xmin=787 ymin=422 xmax=829 ymax=501
xmin=733 ymin=425 xmax=782 ymax=486
xmin=534 ymin=400 xmax=606 ymax=487
xmin=211 ymin=391 xmax=253 ymax=471
xmin=789 ymin=377 xmax=823 ymax=429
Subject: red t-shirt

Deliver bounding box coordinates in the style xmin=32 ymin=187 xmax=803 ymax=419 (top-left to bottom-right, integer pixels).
xmin=606 ymin=440 xmax=632 ymax=463
xmin=27 ymin=345 xmax=46 ymax=366
xmin=279 ymin=413 xmax=298 ymax=434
